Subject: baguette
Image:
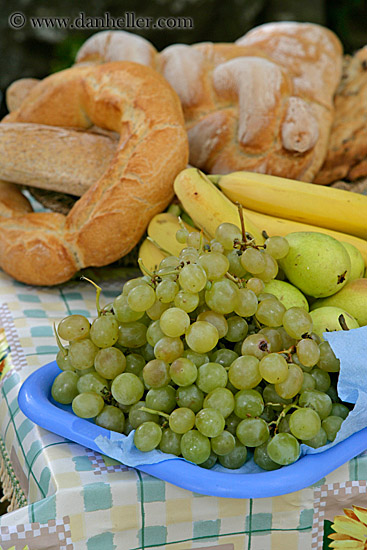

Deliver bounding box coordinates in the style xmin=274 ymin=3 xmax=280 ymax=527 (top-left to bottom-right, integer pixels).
xmin=0 ymin=61 xmax=188 ymax=286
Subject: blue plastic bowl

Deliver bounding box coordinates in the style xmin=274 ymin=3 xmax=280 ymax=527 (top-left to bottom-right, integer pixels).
xmin=18 ymin=361 xmax=367 ymax=499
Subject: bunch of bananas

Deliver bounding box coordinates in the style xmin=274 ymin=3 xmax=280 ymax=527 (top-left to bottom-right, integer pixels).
xmin=140 ymin=168 xmax=367 ymax=272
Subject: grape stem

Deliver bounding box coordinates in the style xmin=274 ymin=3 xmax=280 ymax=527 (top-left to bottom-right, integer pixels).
xmin=277 ymin=345 xmax=296 ymax=362
xmin=267 ymin=399 xmax=300 ymax=433
xmin=146 ymin=236 xmax=171 ymax=256
xmin=53 ymin=322 xmax=67 ymax=357
xmin=138 ymin=258 xmax=155 ymax=279
xmin=138 ymin=406 xmax=170 ymax=419
xmin=81 ymin=276 xmax=102 ymax=317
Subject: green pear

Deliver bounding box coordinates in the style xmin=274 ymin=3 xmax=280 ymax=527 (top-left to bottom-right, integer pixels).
xmin=279 ymin=232 xmax=351 ymax=298
xmin=311 ymin=278 xmax=367 ymax=326
xmin=264 ymin=279 xmax=309 ymax=311
xmin=340 ymin=242 xmax=365 ymax=281
xmin=310 ymin=306 xmax=359 ymax=339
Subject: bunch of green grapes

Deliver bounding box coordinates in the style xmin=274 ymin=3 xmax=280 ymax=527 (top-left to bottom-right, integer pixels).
xmin=51 ymin=220 xmax=349 ymax=471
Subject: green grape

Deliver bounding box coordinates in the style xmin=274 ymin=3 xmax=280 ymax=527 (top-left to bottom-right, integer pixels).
xmin=134 ymin=422 xmax=162 ymax=452
xmin=326 ymin=385 xmax=339 ymax=403
xmin=322 ymin=415 xmax=343 ymax=442
xmin=72 ymin=392 xmax=104 ymax=419
xmin=195 ymin=408 xmax=225 ymax=438
xmin=111 ymin=373 xmax=145 ymax=405
xmin=282 ymin=307 xmax=313 ymax=339
xmin=256 ymin=252 xmax=279 ymax=282
xmin=210 ymin=239 xmax=225 ymax=254
xmin=122 ymin=277 xmax=146 ymax=296
xmin=69 ymin=338 xmax=99 ymax=370
xmin=143 ymin=359 xmax=170 ymax=388
xmin=255 ymin=298 xmax=286 ymax=327
xmin=179 ymin=264 xmax=207 ymax=293
xmin=169 ymin=407 xmax=196 ymax=434
xmin=57 ymin=314 xmax=90 ymax=342
xmin=228 ymin=355 xmax=262 ymax=390
xmin=128 ymin=401 xmax=160 ymax=429
xmin=296 ymin=338 xmax=320 ymax=367
xmin=127 ymin=283 xmax=156 ymax=312
xmin=289 ymin=408 xmax=321 ymax=440
xmin=331 ymin=403 xmax=349 ymax=419
xmin=196 ymin=362 xmax=228 ymax=393
xmin=76 ymin=372 xmax=109 ymax=396
xmin=146 ymin=320 xmax=165 ymax=347
xmin=186 ymin=321 xmax=219 ymax=354
xmin=95 ymin=405 xmax=125 ymax=433
xmin=169 ymin=357 xmax=197 ymax=386
xmin=302 ymin=427 xmax=328 ymax=449
xmin=259 ymin=353 xmax=288 ymax=384
xmin=94 ymin=346 xmax=126 ymax=379
xmin=300 ymin=372 xmax=316 ymax=392
xmin=225 ymin=249 xmax=247 ymax=278
xmin=241 ymin=247 xmax=266 ymax=274
xmin=159 ymin=428 xmax=182 ymax=456
xmin=203 ymin=387 xmax=235 ymax=418
xmin=113 ymin=294 xmax=144 ymax=323
xmin=234 ymin=389 xmax=264 ymax=419
xmin=174 ymin=290 xmax=199 ymax=313
xmin=205 ymin=278 xmax=238 ymax=314
xmin=225 ymin=316 xmax=248 ymax=342
xmin=214 ymin=223 xmax=242 ymax=250
xmin=137 ymin=342 xmax=155 ymax=362
xmin=311 ymin=368 xmax=331 ymax=392
xmin=198 ymin=252 xmax=230 ymax=280
xmin=90 ymin=316 xmax=119 ymax=348
xmin=317 ymin=341 xmax=340 ymax=372
xmin=117 ymin=322 xmax=147 ymax=348
xmin=218 ymin=439 xmax=247 ymax=469
xmin=234 ymin=288 xmax=258 ymax=317
xmin=145 ymin=385 xmax=177 ymax=413
xmin=262 ymin=384 xmax=292 ymax=409
xmin=277 ymin=414 xmax=291 ymax=433
xmin=210 ymin=348 xmax=238 ymax=368
xmin=236 ymin=417 xmax=269 ymax=447
xmin=291 ymin=352 xmax=312 ymax=373
xmin=253 ymin=440 xmax=282 ymax=471
xmin=260 ymin=404 xmax=276 ymax=423
xmin=154 ymin=336 xmax=184 ymax=362
xmin=267 ymin=433 xmax=300 ymax=466
xmin=197 ymin=310 xmax=228 ymax=339
xmin=51 ymin=371 xmax=79 ymax=404
xmin=264 ymin=236 xmax=290 ymax=259
xmin=259 ymin=327 xmax=282 ymax=352
xmin=180 ymin=430 xmax=211 ymax=464
xmin=241 ymin=333 xmax=270 ymax=359
xmin=176 ymin=228 xmax=189 ymax=244
xmin=123 ymin=419 xmax=134 ymax=436
xmin=182 ymin=349 xmax=210 ymax=367
xmin=298 ymin=390 xmax=332 ymax=420
xmin=225 ymin=413 xmax=242 ymax=436
xmin=187 ymin=231 xmax=201 ymax=248
xmin=156 ymin=280 xmax=179 ymax=303
xmin=275 ymin=364 xmax=304 ymax=399
xmin=160 ymin=307 xmax=190 ymax=338
xmin=159 ymin=255 xmax=180 ymax=269
xmin=277 ymin=327 xmax=296 ymax=349
xmin=124 ymin=353 xmax=145 ymax=376
xmin=211 ymin=430 xmax=235 ymax=456
xmin=179 ymin=246 xmax=199 ymax=264
xmin=146 ymin=299 xmax=171 ymax=320
xmin=56 ymin=349 xmax=74 ymax=372
xmin=176 ymin=384 xmax=204 ymax=413
xmin=246 ymin=277 xmax=265 ymax=295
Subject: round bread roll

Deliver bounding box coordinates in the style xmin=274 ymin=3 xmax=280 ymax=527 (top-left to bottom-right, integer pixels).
xmin=0 ymin=61 xmax=188 ymax=286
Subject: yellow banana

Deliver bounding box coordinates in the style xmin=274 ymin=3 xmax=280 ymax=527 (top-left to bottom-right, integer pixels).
xmin=174 ymin=168 xmax=264 ymax=244
xmin=138 ymin=238 xmax=167 ymax=275
xmin=239 ymin=206 xmax=367 ymax=266
xmin=214 ymin=171 xmax=367 ymax=240
xmin=147 ymin=212 xmax=198 ymax=257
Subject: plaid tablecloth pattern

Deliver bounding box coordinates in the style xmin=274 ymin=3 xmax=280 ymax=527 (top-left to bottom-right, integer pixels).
xmin=0 ymin=267 xmax=366 ymax=550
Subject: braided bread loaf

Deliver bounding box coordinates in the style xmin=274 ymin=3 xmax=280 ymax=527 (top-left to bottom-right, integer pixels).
xmin=0 ymin=61 xmax=188 ymax=285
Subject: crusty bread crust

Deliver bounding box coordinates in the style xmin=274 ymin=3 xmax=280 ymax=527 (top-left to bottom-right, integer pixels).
xmin=0 ymin=61 xmax=188 ymax=285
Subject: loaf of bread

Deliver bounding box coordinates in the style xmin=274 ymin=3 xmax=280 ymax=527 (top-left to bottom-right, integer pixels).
xmin=0 ymin=123 xmax=116 ymax=196
xmin=0 ymin=61 xmax=188 ymax=286
xmin=75 ymin=24 xmax=343 ymax=181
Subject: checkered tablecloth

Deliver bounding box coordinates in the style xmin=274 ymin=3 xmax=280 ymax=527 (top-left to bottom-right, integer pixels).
xmin=0 ymin=266 xmax=367 ymax=550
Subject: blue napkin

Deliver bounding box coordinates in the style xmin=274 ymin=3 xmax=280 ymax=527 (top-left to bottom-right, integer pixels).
xmin=95 ymin=326 xmax=367 ymax=472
